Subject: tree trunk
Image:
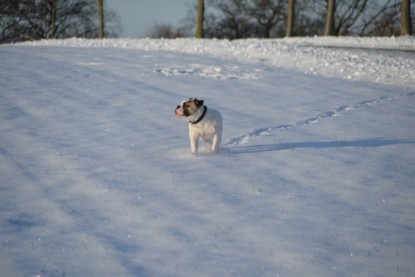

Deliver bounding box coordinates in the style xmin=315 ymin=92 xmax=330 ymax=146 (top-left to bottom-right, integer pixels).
xmin=195 ymin=0 xmax=204 ymax=38
xmin=50 ymin=0 xmax=57 ymax=38
xmin=97 ymin=0 xmax=105 ymax=39
xmin=324 ymin=0 xmax=335 ymax=36
xmin=401 ymin=0 xmax=412 ymax=35
xmin=286 ymin=0 xmax=295 ymax=37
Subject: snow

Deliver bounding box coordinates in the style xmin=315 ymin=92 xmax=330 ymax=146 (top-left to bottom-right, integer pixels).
xmin=1 ymin=37 xmax=415 ymax=276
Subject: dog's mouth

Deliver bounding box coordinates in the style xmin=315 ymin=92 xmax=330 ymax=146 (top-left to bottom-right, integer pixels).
xmin=175 ymin=106 xmax=185 ymax=117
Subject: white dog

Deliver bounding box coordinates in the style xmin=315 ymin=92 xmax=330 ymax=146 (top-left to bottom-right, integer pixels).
xmin=175 ymin=98 xmax=222 ymax=154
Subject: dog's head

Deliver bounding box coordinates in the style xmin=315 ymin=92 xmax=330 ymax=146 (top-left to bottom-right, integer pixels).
xmin=175 ymin=98 xmax=204 ymax=119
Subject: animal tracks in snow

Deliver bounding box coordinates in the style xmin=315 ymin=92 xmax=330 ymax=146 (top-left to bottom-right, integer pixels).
xmin=225 ymin=92 xmax=414 ymax=146
xmin=154 ymin=64 xmax=262 ymax=80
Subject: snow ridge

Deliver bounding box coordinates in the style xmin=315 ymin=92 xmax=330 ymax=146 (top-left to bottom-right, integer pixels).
xmin=14 ymin=37 xmax=415 ymax=89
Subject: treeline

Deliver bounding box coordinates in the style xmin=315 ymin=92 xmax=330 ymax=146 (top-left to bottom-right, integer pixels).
xmin=1 ymin=0 xmax=413 ymax=44
xmin=0 ymin=0 xmax=121 ymax=44
xmin=152 ymin=0 xmax=413 ymax=39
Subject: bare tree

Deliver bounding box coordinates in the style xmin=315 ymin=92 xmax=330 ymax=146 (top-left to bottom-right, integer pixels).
xmin=97 ymin=0 xmax=104 ymax=39
xmin=50 ymin=0 xmax=57 ymax=38
xmin=195 ymin=0 xmax=204 ymax=38
xmin=324 ymin=0 xmax=335 ymax=35
xmin=180 ymin=0 xmax=411 ymax=38
xmin=0 ymin=0 xmax=121 ymax=43
xmin=182 ymin=0 xmax=309 ymax=38
xmin=317 ymin=0 xmax=404 ymax=36
xmin=356 ymin=0 xmax=398 ymax=36
xmin=401 ymin=0 xmax=413 ymax=35
xmin=334 ymin=0 xmax=369 ymax=35
xmin=247 ymin=0 xmax=287 ymax=38
xmin=286 ymin=0 xmax=295 ymax=36
xmin=209 ymin=0 xmax=259 ymax=39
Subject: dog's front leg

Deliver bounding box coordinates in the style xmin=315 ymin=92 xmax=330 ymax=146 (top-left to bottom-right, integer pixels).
xmin=189 ymin=134 xmax=199 ymax=154
xmin=211 ymin=134 xmax=220 ymax=153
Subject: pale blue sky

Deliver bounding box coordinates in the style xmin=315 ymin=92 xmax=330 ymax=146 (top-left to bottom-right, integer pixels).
xmin=106 ymin=0 xmax=192 ymax=37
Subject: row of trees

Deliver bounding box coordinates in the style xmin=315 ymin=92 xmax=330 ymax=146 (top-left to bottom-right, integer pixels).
xmin=1 ymin=0 xmax=413 ymax=43
xmin=0 ymin=0 xmax=121 ymax=43
xmin=181 ymin=0 xmax=413 ymax=39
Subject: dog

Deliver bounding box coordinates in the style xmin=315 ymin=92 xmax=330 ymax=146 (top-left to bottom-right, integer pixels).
xmin=175 ymin=98 xmax=222 ymax=154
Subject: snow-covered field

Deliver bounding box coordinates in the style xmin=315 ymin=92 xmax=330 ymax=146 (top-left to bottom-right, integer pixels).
xmin=1 ymin=37 xmax=414 ymax=276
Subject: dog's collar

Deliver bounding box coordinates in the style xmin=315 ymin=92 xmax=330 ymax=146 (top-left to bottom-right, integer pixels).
xmin=189 ymin=106 xmax=207 ymax=125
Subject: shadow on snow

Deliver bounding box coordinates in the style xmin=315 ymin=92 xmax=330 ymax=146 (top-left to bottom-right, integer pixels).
xmin=224 ymin=138 xmax=414 ymax=154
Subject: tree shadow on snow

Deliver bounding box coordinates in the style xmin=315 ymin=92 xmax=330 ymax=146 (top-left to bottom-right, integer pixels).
xmin=224 ymin=138 xmax=414 ymax=155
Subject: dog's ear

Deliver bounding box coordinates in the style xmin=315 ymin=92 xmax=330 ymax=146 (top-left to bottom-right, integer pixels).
xmin=195 ymin=99 xmax=204 ymax=107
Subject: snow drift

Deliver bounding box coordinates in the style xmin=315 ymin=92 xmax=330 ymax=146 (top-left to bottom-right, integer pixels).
xmin=1 ymin=37 xmax=414 ymax=276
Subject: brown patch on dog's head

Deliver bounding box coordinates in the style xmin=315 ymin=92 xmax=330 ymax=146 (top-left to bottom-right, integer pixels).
xmin=184 ymin=98 xmax=204 ymax=115
xmin=176 ymin=98 xmax=204 ymax=117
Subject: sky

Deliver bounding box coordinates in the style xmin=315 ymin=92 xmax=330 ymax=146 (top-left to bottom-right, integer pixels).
xmin=106 ymin=0 xmax=192 ymax=37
